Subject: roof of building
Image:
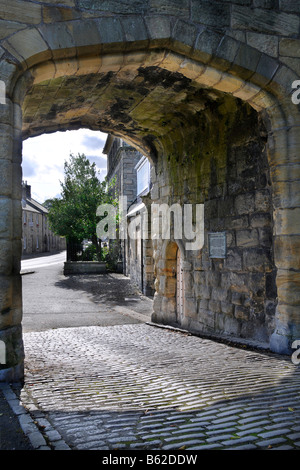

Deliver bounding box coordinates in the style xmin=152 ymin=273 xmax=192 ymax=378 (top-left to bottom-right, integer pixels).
xmin=22 ymin=198 xmax=49 ymax=215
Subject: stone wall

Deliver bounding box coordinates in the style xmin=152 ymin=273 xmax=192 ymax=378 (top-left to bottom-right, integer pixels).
xmin=105 ymin=136 xmax=155 ymax=295
xmin=126 ymin=206 xmax=155 ymax=297
xmin=152 ymin=95 xmax=276 ymax=345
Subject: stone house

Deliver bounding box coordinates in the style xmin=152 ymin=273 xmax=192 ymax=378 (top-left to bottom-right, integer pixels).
xmin=22 ymin=182 xmax=65 ymax=256
xmin=103 ymin=135 xmax=155 ymax=296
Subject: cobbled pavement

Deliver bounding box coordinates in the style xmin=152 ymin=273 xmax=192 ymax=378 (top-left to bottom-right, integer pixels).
xmin=19 ymin=322 xmax=300 ymax=451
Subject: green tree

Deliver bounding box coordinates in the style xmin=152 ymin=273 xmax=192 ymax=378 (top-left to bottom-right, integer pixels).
xmin=48 ymin=153 xmax=116 ymax=260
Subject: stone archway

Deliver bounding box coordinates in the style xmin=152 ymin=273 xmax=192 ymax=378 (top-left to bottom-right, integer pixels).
xmin=0 ymin=4 xmax=299 ymax=381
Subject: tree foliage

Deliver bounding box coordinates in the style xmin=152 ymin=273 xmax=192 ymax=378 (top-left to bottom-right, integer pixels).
xmin=47 ymin=153 xmax=116 ymax=252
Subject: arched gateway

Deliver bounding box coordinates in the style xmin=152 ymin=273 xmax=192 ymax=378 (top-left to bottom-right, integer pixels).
xmin=0 ymin=0 xmax=300 ymax=382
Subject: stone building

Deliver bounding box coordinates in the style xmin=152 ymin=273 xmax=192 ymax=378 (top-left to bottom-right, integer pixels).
xmin=22 ymin=182 xmax=65 ymax=256
xmin=103 ymin=135 xmax=155 ymax=296
xmin=1 ymin=0 xmax=300 ymax=381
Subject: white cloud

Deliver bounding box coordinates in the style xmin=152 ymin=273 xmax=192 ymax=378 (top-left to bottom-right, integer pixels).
xmin=22 ymin=129 xmax=108 ymax=203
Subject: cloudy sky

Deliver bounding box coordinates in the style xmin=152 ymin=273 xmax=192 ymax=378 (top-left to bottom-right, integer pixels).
xmin=22 ymin=129 xmax=108 ymax=203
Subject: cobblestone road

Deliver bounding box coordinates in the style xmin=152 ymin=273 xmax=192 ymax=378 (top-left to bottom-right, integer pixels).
xmin=21 ymin=323 xmax=300 ymax=451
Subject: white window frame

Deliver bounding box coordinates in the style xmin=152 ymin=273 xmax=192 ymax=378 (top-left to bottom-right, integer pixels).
xmin=135 ymin=157 xmax=150 ymax=196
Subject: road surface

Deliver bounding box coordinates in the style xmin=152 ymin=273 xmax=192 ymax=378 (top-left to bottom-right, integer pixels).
xmin=21 ymin=251 xmax=66 ymax=271
xmin=21 ymin=251 xmax=153 ymax=333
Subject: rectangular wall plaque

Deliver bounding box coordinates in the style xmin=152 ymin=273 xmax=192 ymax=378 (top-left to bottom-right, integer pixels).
xmin=208 ymin=232 xmax=227 ymax=259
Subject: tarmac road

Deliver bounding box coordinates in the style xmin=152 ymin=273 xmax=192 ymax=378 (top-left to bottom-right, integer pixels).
xmin=21 ymin=251 xmax=153 ymax=333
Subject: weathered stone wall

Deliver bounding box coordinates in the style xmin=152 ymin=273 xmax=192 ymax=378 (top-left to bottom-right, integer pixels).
xmin=105 ymin=136 xmax=155 ymax=295
xmin=152 ymin=96 xmax=276 ymax=345
xmin=126 ymin=210 xmax=155 ymax=297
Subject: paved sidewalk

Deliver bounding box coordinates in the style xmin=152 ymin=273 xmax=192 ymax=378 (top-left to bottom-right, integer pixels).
xmin=19 ymin=322 xmax=300 ymax=451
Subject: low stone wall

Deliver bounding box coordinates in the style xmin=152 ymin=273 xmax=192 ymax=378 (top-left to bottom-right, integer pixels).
xmin=64 ymin=262 xmax=107 ymax=275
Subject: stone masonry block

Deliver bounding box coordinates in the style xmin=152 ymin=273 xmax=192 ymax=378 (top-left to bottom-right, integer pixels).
xmin=234 ymin=305 xmax=250 ymax=321
xmin=0 ymin=98 xmax=13 ymax=127
xmin=145 ymin=16 xmax=171 ymax=42
xmin=276 ymin=269 xmax=300 ymax=306
xmin=208 ymin=299 xmax=221 ymax=313
xmin=194 ymin=29 xmax=223 ymax=64
xmin=274 ymin=208 xmax=300 ymax=236
xmin=254 ymin=54 xmax=279 ymax=86
xmin=0 ymin=160 xmax=12 ymax=197
xmin=0 ymin=275 xmax=13 ymax=314
xmin=274 ymin=235 xmax=300 ymax=271
xmin=0 ymin=125 xmax=13 ymax=161
xmin=197 ymin=284 xmax=211 ymax=299
xmin=246 ymin=32 xmax=278 ymax=58
xmin=121 ymin=16 xmax=148 ymax=44
xmin=184 ymin=297 xmax=197 ymax=319
xmin=212 ymin=287 xmax=230 ymax=302
xmin=191 ymin=0 xmax=230 ymax=29
xmin=257 ymin=227 xmax=272 ymax=248
xmin=232 ymin=5 xmax=300 ymax=36
xmin=279 ymin=0 xmax=300 ymax=13
xmin=221 ymin=301 xmax=234 ymax=315
xmin=172 ymin=19 xmax=198 ymax=54
xmin=6 ymin=28 xmax=50 ymax=67
xmin=236 ymin=229 xmax=259 ymax=247
xmin=149 ymin=0 xmax=189 ymax=17
xmin=235 ymin=193 xmax=255 ymax=215
xmin=0 ymin=239 xmax=12 ymax=275
xmin=233 ymin=43 xmax=261 ymax=78
xmin=0 ymin=198 xmax=12 ymax=239
xmin=231 ymin=291 xmax=244 ymax=305
xmin=43 ymin=6 xmax=80 ymax=23
xmin=0 ymin=277 xmax=22 ymax=329
xmin=224 ymin=216 xmax=249 ymax=230
xmin=250 ymin=213 xmax=272 ymax=228
xmin=279 ymin=38 xmax=300 ymax=58
xmin=38 ymin=22 xmax=76 ymax=58
xmin=255 ymin=190 xmax=271 ymax=212
xmin=0 ymin=325 xmax=24 ymax=370
xmin=95 ymin=17 xmax=124 ymax=49
xmin=224 ymin=249 xmax=243 ymax=271
xmin=69 ymin=19 xmax=101 ymax=49
xmin=0 ymin=0 xmax=42 ymax=24
xmin=243 ymin=247 xmax=272 ymax=272
xmin=272 ymin=181 xmax=300 ymax=209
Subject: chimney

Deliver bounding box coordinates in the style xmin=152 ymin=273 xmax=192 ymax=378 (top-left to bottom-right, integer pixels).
xmin=26 ymin=184 xmax=31 ymax=199
xmin=22 ymin=181 xmax=31 ymax=200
